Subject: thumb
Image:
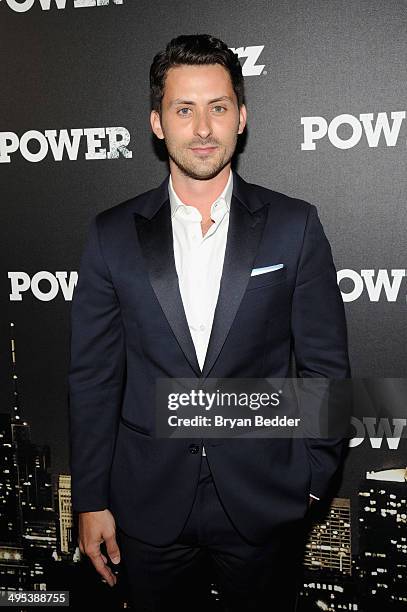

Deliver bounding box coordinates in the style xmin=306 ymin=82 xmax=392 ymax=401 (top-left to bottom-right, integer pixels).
xmin=105 ymin=533 xmax=121 ymax=564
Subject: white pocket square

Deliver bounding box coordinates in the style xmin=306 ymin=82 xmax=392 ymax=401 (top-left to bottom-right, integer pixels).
xmin=250 ymin=263 xmax=284 ymax=277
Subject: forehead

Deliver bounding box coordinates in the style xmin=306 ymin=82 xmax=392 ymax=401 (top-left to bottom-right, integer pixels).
xmin=163 ymin=64 xmax=234 ymax=101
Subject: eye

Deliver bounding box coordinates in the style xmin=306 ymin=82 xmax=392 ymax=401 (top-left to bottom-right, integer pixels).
xmin=212 ymin=106 xmax=227 ymax=113
xmin=177 ymin=107 xmax=191 ymax=116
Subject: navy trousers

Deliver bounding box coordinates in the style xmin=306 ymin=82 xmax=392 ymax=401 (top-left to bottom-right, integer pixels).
xmin=115 ymin=453 xmax=308 ymax=611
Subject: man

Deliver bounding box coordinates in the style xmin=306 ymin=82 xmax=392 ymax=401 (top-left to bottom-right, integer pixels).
xmin=68 ymin=33 xmax=351 ymax=611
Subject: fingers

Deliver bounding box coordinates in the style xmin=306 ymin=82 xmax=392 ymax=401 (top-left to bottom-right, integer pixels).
xmin=105 ymin=533 xmax=121 ymax=565
xmin=78 ymin=536 xmax=118 ymax=587
xmin=87 ymin=546 xmax=117 ymax=587
xmin=77 ymin=511 xmax=120 ymax=587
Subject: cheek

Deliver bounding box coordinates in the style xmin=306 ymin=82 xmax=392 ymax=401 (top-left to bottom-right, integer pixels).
xmin=166 ymin=132 xmax=188 ymax=151
xmin=217 ymin=123 xmax=239 ymax=145
xmin=163 ymin=117 xmax=188 ymax=139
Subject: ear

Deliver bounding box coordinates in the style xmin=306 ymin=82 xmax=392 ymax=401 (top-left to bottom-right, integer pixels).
xmin=237 ymin=103 xmax=247 ymax=135
xmin=150 ymin=110 xmax=165 ymax=140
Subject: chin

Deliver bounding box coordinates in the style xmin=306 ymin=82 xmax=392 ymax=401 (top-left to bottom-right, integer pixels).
xmin=192 ymin=168 xmax=221 ymax=180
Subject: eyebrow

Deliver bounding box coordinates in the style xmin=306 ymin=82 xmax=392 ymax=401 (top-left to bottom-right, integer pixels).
xmin=170 ymin=95 xmax=234 ymax=107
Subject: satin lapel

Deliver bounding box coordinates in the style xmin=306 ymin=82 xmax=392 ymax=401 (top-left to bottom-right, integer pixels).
xmin=134 ymin=202 xmax=202 ymax=377
xmin=200 ymin=196 xmax=268 ymax=378
xmin=133 ymin=170 xmax=269 ymax=380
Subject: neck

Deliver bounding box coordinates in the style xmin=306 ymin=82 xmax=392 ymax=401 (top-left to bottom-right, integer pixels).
xmin=169 ymin=163 xmax=231 ymax=216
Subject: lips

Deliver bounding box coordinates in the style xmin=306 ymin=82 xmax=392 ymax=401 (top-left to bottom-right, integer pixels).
xmin=190 ymin=146 xmax=218 ymax=154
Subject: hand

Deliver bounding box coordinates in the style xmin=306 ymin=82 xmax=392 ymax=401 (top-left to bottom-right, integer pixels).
xmin=308 ymin=496 xmax=317 ymax=507
xmin=78 ymin=509 xmax=120 ymax=587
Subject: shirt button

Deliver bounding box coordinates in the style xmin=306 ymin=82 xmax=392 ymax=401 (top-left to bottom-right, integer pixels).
xmin=199 ymin=324 xmax=205 ymax=331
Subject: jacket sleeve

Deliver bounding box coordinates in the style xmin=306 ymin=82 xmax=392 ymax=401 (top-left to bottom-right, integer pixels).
xmin=291 ymin=203 xmax=351 ymax=501
xmin=68 ymin=213 xmax=125 ymax=513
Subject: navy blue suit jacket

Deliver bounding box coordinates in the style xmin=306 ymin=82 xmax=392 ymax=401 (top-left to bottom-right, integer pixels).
xmin=68 ymin=169 xmax=351 ymax=545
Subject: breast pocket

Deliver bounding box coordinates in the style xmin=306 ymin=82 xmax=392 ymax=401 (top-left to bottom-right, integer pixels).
xmin=246 ymin=266 xmax=288 ymax=291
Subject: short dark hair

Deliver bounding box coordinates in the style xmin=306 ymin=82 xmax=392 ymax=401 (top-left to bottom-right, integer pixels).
xmin=149 ymin=34 xmax=245 ymax=115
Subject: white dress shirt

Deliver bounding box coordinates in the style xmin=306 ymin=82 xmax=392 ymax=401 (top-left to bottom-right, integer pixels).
xmin=167 ymin=169 xmax=320 ymax=502
xmin=168 ymin=168 xmax=233 ymax=457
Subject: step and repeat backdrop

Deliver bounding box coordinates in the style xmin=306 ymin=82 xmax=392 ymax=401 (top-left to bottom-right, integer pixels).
xmin=1 ymin=0 xmax=406 ymax=610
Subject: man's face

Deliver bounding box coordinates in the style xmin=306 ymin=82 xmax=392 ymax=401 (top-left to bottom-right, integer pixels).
xmin=150 ymin=63 xmax=247 ymax=180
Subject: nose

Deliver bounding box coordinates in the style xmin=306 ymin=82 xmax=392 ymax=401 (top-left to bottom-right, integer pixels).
xmin=194 ymin=110 xmax=212 ymax=140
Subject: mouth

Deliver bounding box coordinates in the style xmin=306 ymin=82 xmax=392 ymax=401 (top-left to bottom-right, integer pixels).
xmin=190 ymin=146 xmax=218 ymax=156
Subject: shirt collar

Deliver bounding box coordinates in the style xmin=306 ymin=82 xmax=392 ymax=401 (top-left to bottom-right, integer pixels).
xmin=168 ymin=168 xmax=233 ymax=219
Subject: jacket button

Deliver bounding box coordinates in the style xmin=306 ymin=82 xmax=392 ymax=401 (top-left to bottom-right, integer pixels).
xmin=188 ymin=444 xmax=200 ymax=454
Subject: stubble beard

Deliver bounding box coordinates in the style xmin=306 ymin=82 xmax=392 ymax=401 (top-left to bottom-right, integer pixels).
xmin=165 ymin=135 xmax=238 ymax=181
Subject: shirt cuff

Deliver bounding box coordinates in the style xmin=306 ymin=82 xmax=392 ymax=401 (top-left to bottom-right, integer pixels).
xmin=309 ymin=493 xmax=320 ymax=501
